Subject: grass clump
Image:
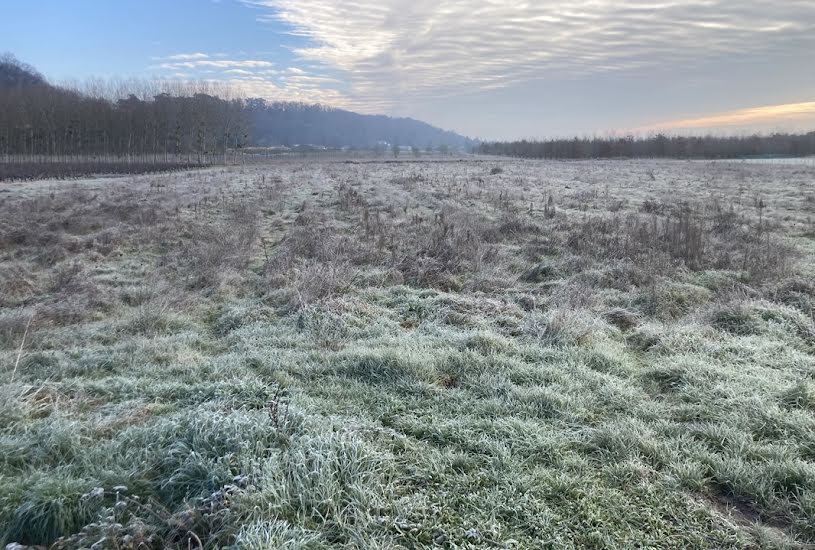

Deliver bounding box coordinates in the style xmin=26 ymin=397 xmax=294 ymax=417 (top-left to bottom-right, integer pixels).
xmin=711 ymin=303 xmax=763 ymax=336
xmin=780 ymin=382 xmax=815 ymax=411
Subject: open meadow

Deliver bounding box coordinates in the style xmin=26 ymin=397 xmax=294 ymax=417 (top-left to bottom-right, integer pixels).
xmin=1 ymin=158 xmax=814 ymax=548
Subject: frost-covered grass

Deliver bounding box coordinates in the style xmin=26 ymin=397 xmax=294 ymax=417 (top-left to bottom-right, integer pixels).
xmin=1 ymin=159 xmax=814 ymax=548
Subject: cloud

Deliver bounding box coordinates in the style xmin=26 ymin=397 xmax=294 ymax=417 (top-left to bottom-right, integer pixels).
xmin=154 ymin=53 xmax=210 ymax=61
xmin=167 ymin=53 xmax=210 ymax=60
xmin=241 ymin=0 xmax=815 ymax=113
xmin=150 ymin=53 xmax=350 ymax=107
xmin=641 ymin=101 xmax=815 ymax=132
xmin=149 ymin=2 xmax=814 ymax=132
xmin=227 ymin=75 xmax=352 ymax=106
xmin=153 ymin=59 xmax=276 ymax=70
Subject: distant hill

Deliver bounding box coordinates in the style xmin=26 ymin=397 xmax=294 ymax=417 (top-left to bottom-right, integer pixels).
xmin=0 ymin=54 xmax=48 ymax=88
xmin=1 ymin=55 xmax=474 ymax=152
xmin=245 ymin=99 xmax=474 ymax=150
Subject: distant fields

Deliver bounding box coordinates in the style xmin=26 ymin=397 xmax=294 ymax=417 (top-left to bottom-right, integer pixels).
xmin=1 ymin=159 xmax=814 ymax=548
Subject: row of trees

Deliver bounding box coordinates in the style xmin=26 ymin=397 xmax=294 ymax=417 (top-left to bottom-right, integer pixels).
xmin=477 ymin=133 xmax=815 ymax=160
xmin=0 ymin=55 xmax=250 ymax=166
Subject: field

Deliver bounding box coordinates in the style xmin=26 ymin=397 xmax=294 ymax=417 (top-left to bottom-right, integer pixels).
xmin=1 ymin=158 xmax=814 ymax=549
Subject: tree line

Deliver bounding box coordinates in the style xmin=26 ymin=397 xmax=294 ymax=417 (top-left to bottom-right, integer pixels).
xmin=0 ymin=54 xmax=250 ymax=173
xmin=477 ymin=133 xmax=815 ymax=160
xmin=0 ymin=52 xmax=473 ymax=180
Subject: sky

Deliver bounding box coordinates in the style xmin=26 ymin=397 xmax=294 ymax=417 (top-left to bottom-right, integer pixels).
xmin=2 ymin=0 xmax=815 ymax=140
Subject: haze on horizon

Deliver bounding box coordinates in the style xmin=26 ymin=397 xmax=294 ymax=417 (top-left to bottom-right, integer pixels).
xmin=3 ymin=0 xmax=814 ymax=141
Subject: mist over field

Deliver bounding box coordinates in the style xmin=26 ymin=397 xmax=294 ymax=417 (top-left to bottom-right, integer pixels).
xmin=1 ymin=1 xmax=815 ymax=548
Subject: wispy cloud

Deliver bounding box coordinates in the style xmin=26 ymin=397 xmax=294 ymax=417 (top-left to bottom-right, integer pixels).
xmin=239 ymin=0 xmax=815 ymax=115
xmin=641 ymin=101 xmax=815 ymax=132
xmin=147 ymin=2 xmax=814 ymax=132
xmin=151 ymin=53 xmax=210 ymax=61
xmin=150 ymin=52 xmax=351 ymax=107
xmin=227 ymin=75 xmax=351 ymax=106
xmin=153 ymin=59 xmax=276 ymax=70
xmin=164 ymin=53 xmax=210 ymax=61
